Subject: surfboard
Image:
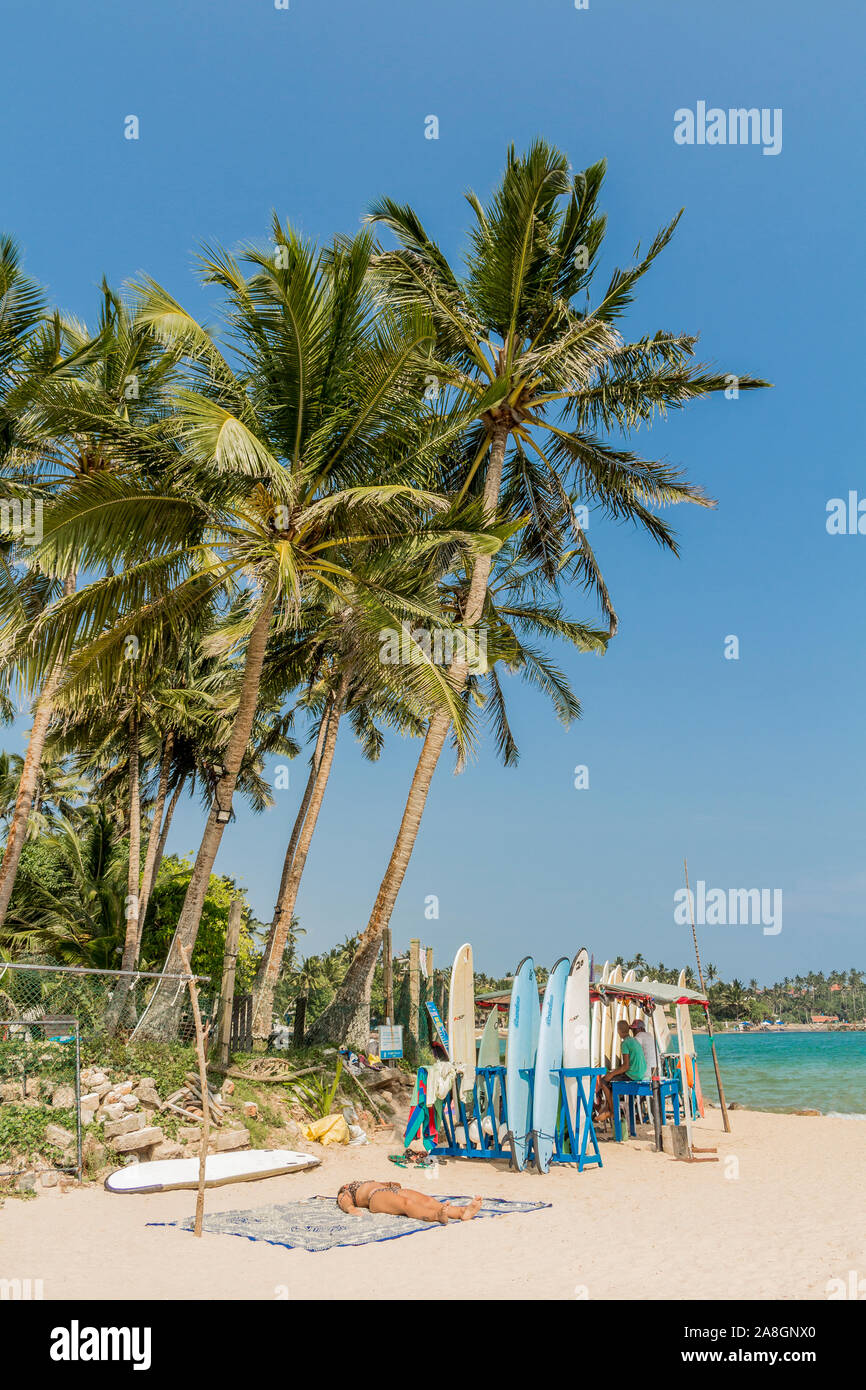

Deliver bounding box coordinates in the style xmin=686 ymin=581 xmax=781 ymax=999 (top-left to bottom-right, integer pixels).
xmin=105 ymin=1149 xmax=320 ymax=1194
xmin=562 ymin=947 xmax=591 ymax=1149
xmin=477 ymin=1006 xmax=502 ymax=1122
xmin=623 ymin=968 xmax=637 ymax=1024
xmin=531 ymin=957 xmax=569 ymax=1173
xmin=448 ymin=943 xmax=475 ymax=1095
xmin=592 ymin=960 xmax=610 ymax=1070
xmin=607 ymin=964 xmax=623 ymax=1064
xmin=505 ymin=956 xmax=540 ymax=1171
xmin=677 ymin=968 xmax=704 ymax=1115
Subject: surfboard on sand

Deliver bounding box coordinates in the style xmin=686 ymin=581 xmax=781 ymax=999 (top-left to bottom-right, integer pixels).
xmin=448 ymin=943 xmax=475 ymax=1095
xmin=591 ymin=960 xmax=609 ymax=1070
xmin=677 ymin=968 xmax=704 ymax=1116
xmin=531 ymin=957 xmax=569 ymax=1174
xmin=505 ymin=957 xmax=540 ymax=1171
xmin=607 ymin=964 xmax=623 ymax=1064
xmin=105 ymin=1149 xmax=320 ymax=1194
xmin=563 ymin=947 xmax=591 ymax=1139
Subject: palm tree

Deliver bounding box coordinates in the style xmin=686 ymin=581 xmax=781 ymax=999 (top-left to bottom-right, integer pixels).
xmin=0 ymin=278 xmax=176 ymax=931
xmin=312 ymin=142 xmax=769 ymax=1044
xmin=29 ymin=228 xmax=488 ymax=1038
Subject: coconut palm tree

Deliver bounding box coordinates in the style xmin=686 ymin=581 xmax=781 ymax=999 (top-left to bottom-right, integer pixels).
xmin=27 ymin=227 xmax=493 ymax=1037
xmin=312 ymin=142 xmax=769 ymax=1044
xmin=0 ymin=279 xmax=177 ymax=932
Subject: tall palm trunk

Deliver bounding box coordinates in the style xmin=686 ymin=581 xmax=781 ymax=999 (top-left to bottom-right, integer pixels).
xmin=251 ymin=683 xmax=346 ymax=1040
xmin=104 ymin=713 xmax=141 ymax=1032
xmin=0 ymin=573 xmax=76 ymax=931
xmin=105 ymin=730 xmax=173 ymax=1033
xmin=148 ymin=772 xmax=185 ymax=895
xmin=136 ymin=732 xmax=174 ymax=937
xmin=133 ymin=600 xmax=274 ymax=1040
xmin=308 ymin=420 xmax=510 ymax=1046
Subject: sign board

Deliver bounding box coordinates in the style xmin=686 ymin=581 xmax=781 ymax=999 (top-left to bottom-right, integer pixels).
xmin=378 ymin=1024 xmax=404 ymax=1060
xmin=425 ymin=1001 xmax=450 ymax=1053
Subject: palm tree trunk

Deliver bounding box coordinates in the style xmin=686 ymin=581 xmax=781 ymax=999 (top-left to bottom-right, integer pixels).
xmin=307 ymin=419 xmax=510 ymax=1047
xmin=149 ymin=772 xmax=185 ymax=893
xmin=136 ymin=732 xmax=174 ymax=938
xmin=133 ymin=599 xmax=274 ymax=1040
xmin=105 ymin=730 xmax=174 ymax=1033
xmin=105 ymin=713 xmax=142 ymax=1032
xmin=0 ymin=573 xmax=76 ymax=932
xmin=251 ymin=685 xmax=345 ymax=1040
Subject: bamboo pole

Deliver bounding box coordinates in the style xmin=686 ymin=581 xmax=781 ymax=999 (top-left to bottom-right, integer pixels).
xmin=217 ymin=898 xmax=243 ymax=1068
xmin=180 ymin=945 xmax=210 ymax=1237
xmin=684 ymin=858 xmax=731 ymax=1132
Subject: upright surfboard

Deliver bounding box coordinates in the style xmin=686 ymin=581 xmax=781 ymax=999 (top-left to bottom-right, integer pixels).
xmin=677 ymin=967 xmax=703 ymax=1116
xmin=607 ymin=964 xmax=623 ymax=1064
xmin=591 ymin=960 xmax=610 ymax=1070
xmin=448 ymin=943 xmax=475 ymax=1095
xmin=563 ymin=947 xmax=591 ymax=1149
xmin=477 ymin=1006 xmax=502 ymax=1122
xmin=505 ymin=957 xmax=540 ymax=1171
xmin=531 ymin=957 xmax=569 ymax=1173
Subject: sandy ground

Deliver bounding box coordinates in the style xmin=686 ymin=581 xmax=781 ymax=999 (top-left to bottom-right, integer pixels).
xmin=2 ymin=1108 xmax=863 ymax=1301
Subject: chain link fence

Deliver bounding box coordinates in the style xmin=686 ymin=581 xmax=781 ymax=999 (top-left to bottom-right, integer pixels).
xmin=0 ymin=960 xmax=216 ymax=1042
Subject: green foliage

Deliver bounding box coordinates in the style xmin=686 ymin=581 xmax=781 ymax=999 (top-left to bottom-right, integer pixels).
xmin=142 ymin=854 xmax=264 ymax=989
xmin=0 ymin=1104 xmax=76 ymax=1166
xmin=288 ymin=1057 xmax=342 ymax=1119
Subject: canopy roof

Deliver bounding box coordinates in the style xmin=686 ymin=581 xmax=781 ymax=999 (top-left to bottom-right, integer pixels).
xmin=476 ymin=976 xmax=708 ymax=1010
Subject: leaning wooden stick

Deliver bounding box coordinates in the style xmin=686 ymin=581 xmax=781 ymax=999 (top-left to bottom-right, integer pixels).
xmin=684 ymin=858 xmax=731 ymax=1134
xmin=179 ymin=945 xmax=210 ymax=1237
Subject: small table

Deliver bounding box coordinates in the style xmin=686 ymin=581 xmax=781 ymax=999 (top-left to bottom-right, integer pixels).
xmin=610 ymin=1078 xmax=680 ymax=1142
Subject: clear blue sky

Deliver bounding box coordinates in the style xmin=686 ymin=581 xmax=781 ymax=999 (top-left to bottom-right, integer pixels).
xmin=5 ymin=0 xmax=864 ymax=984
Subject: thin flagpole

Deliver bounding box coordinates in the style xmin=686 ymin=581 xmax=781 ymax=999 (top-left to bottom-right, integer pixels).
xmin=684 ymin=858 xmax=731 ymax=1133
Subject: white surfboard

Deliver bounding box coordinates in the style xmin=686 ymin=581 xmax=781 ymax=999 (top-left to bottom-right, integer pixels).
xmin=563 ymin=947 xmax=591 ymax=1140
xmin=105 ymin=1148 xmax=320 ymax=1194
xmin=607 ymin=964 xmax=623 ymax=1064
xmin=677 ymin=968 xmax=695 ymax=1053
xmin=592 ymin=960 xmax=610 ymax=1069
xmin=448 ymin=942 xmax=475 ymax=1096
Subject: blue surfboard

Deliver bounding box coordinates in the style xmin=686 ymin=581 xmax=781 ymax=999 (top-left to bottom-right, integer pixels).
xmin=531 ymin=957 xmax=569 ymax=1174
xmin=505 ymin=957 xmax=540 ymax=1171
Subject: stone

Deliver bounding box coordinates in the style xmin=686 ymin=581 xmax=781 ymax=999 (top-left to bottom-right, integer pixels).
xmin=80 ymin=1091 xmax=100 ymax=1107
xmin=100 ymin=1102 xmax=126 ymax=1122
xmin=242 ymin=1101 xmax=258 ymax=1119
xmin=94 ymin=1081 xmax=113 ymax=1099
xmin=16 ymin=1172 xmax=37 ymax=1192
xmin=45 ymin=1124 xmax=75 ymax=1150
xmin=179 ymin=1125 xmax=203 ymax=1143
xmin=115 ymin=1081 xmax=134 ymax=1097
xmin=794 ymin=1108 xmax=822 ymax=1116
xmin=51 ymin=1084 xmax=76 ymax=1108
xmin=111 ymin=1126 xmax=163 ymax=1154
xmin=120 ymin=1095 xmax=139 ymax=1111
xmin=215 ymin=1128 xmax=250 ymax=1153
xmin=222 ymin=1079 xmax=235 ymax=1096
xmin=134 ymin=1083 xmax=161 ymax=1109
xmin=40 ymin=1171 xmax=59 ymax=1188
xmin=0 ymin=1081 xmax=22 ymax=1102
xmin=89 ymin=1071 xmax=108 ymax=1087
xmin=83 ymin=1136 xmax=106 ymax=1165
xmin=103 ymin=1112 xmax=144 ymax=1139
xmin=152 ymin=1140 xmax=183 ymax=1160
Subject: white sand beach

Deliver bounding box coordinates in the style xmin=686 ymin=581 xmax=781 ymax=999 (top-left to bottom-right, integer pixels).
xmin=3 ymin=1108 xmax=862 ymax=1301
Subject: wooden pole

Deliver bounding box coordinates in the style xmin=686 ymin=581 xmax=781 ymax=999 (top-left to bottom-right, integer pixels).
xmin=408 ymin=938 xmax=420 ymax=1063
xmin=179 ymin=945 xmax=210 ymax=1237
xmin=217 ymin=898 xmax=243 ymax=1068
xmin=383 ymin=927 xmax=393 ymax=1024
xmin=684 ymin=858 xmax=731 ymax=1133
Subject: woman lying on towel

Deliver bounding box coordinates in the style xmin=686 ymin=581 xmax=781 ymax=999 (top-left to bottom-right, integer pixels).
xmin=337 ymin=1180 xmax=482 ymax=1224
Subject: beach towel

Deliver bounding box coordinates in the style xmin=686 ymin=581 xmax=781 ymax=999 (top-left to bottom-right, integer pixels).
xmin=148 ymin=1195 xmax=550 ymax=1253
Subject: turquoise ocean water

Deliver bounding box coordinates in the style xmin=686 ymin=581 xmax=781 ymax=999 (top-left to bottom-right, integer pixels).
xmin=694 ymin=1031 xmax=866 ymax=1115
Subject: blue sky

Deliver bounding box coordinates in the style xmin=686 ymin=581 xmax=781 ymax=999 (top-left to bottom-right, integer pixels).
xmin=4 ymin=0 xmax=864 ymax=983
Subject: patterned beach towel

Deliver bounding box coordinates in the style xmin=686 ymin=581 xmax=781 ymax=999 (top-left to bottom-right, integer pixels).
xmin=148 ymin=1195 xmax=550 ymax=1253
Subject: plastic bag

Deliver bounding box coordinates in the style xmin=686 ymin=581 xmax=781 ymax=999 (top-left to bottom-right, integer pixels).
xmin=302 ymin=1114 xmax=350 ymax=1146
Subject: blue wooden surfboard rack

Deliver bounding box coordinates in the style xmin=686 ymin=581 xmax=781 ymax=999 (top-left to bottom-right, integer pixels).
xmin=427 ymin=1064 xmax=604 ymax=1172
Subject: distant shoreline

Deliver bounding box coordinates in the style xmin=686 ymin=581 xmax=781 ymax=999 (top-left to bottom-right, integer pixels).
xmin=694 ymin=1024 xmax=865 ymax=1034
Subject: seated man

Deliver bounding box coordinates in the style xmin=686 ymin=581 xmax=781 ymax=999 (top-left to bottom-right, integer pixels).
xmin=596 ymin=1019 xmax=647 ymax=1125
xmin=630 ymin=1016 xmax=657 ymax=1076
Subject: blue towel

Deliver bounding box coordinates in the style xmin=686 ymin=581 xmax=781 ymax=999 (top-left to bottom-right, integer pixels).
xmin=149 ymin=1194 xmax=550 ymax=1252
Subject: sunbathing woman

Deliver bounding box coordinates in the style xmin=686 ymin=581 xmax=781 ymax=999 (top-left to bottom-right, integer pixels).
xmin=337 ymin=1179 xmax=483 ymax=1224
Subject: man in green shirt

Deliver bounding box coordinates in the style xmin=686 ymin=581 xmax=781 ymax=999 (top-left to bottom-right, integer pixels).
xmin=596 ymin=1019 xmax=647 ymax=1126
